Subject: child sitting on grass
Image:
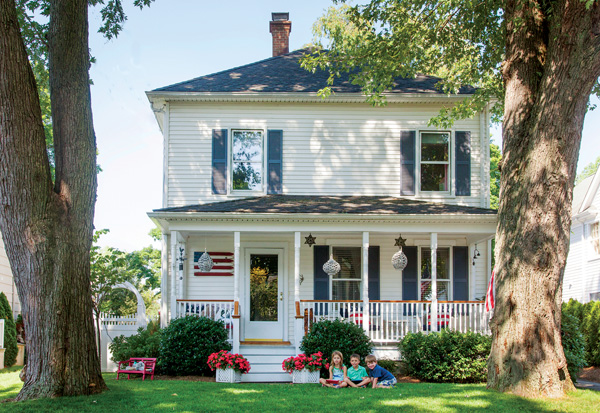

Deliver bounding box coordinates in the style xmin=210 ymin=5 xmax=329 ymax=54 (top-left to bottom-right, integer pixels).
xmin=344 ymin=354 xmax=370 ymax=388
xmin=365 ymin=354 xmax=397 ymax=388
xmin=319 ymin=351 xmax=348 ymax=388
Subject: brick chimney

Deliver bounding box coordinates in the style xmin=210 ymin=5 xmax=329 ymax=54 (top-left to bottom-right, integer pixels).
xmin=270 ymin=12 xmax=291 ymax=57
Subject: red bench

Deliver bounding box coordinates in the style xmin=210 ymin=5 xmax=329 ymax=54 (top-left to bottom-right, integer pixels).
xmin=116 ymin=358 xmax=156 ymax=381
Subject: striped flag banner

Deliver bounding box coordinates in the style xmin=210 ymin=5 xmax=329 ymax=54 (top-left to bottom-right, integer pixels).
xmin=194 ymin=251 xmax=234 ymax=276
xmin=485 ymin=268 xmax=496 ymax=312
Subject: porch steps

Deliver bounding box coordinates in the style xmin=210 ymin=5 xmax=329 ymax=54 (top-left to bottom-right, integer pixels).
xmin=239 ymin=344 xmax=296 ymax=382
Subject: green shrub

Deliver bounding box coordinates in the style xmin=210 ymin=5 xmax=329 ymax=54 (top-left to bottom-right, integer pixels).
xmin=561 ymin=312 xmax=586 ymax=382
xmin=375 ymin=358 xmax=399 ymax=375
xmin=399 ymin=330 xmax=491 ymax=383
xmin=0 ymin=292 xmax=18 ymax=367
xmin=109 ymin=320 xmax=162 ymax=365
xmin=300 ymin=319 xmax=373 ymax=372
xmin=563 ymin=299 xmax=600 ymax=366
xmin=159 ymin=316 xmax=231 ymax=376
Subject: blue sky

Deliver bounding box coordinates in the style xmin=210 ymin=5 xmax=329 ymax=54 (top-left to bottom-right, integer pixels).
xmin=87 ymin=0 xmax=599 ymax=252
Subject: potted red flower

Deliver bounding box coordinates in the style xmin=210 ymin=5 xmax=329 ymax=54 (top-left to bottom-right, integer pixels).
xmin=282 ymin=352 xmax=327 ymax=383
xmin=207 ymin=350 xmax=251 ymax=383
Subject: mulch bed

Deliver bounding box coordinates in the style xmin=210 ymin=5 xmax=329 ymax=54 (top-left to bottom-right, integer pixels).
xmin=578 ymin=367 xmax=600 ymax=383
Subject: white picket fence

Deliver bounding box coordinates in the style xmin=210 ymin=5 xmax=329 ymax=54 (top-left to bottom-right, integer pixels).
xmin=97 ymin=313 xmax=146 ymax=372
xmin=0 ymin=318 xmax=4 ymax=349
xmin=300 ymin=300 xmax=490 ymax=344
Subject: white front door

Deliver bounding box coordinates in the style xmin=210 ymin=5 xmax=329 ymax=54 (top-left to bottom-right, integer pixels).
xmin=244 ymin=248 xmax=284 ymax=340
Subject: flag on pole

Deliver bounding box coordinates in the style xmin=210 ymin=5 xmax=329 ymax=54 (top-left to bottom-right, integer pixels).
xmin=485 ymin=268 xmax=496 ymax=312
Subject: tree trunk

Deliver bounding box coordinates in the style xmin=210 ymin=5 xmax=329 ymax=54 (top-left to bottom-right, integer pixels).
xmin=0 ymin=0 xmax=106 ymax=400
xmin=488 ymin=0 xmax=600 ymax=397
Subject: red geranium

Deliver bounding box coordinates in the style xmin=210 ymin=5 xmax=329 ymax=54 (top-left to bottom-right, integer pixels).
xmin=207 ymin=350 xmax=251 ymax=374
xmin=282 ymin=352 xmax=327 ymax=373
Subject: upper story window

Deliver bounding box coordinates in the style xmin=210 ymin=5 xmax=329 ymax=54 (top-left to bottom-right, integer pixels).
xmin=590 ymin=222 xmax=600 ymax=257
xmin=232 ymin=130 xmax=263 ymax=191
xmin=420 ymin=247 xmax=451 ymax=300
xmin=420 ymin=132 xmax=450 ymax=192
xmin=331 ymin=247 xmax=362 ymax=300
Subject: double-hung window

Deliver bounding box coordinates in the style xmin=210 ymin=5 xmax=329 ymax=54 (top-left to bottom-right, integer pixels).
xmin=232 ymin=130 xmax=263 ymax=191
xmin=331 ymin=247 xmax=362 ymax=300
xmin=420 ymin=247 xmax=451 ymax=300
xmin=420 ymin=132 xmax=450 ymax=192
xmin=590 ymin=222 xmax=600 ymax=257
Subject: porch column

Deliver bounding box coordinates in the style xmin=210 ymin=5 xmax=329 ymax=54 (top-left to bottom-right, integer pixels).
xmin=362 ymin=232 xmax=370 ymax=335
xmin=160 ymin=233 xmax=169 ymax=328
xmin=294 ymin=232 xmax=303 ymax=354
xmin=430 ymin=233 xmax=438 ymax=332
xmin=170 ymin=231 xmax=178 ymax=321
xmin=232 ymin=232 xmax=241 ymax=354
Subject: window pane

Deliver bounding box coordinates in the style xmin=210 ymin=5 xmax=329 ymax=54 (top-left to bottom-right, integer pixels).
xmin=233 ymin=131 xmax=262 ymax=161
xmin=420 ymin=281 xmax=450 ymax=301
xmin=249 ymin=254 xmax=278 ymax=322
xmin=591 ymin=223 xmax=600 ymax=255
xmin=421 ymin=164 xmax=448 ymax=191
xmin=232 ymin=162 xmax=262 ymax=190
xmin=332 ymin=247 xmax=361 ymax=279
xmin=332 ymin=280 xmax=361 ymax=300
xmin=421 ymin=248 xmax=450 ymax=280
xmin=421 ymin=133 xmax=449 ymax=162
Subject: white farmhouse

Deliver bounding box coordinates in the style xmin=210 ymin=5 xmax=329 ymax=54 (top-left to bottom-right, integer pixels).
xmin=146 ymin=13 xmax=497 ymax=381
xmin=0 ymin=231 xmax=19 ymax=318
xmin=563 ymin=167 xmax=600 ymax=303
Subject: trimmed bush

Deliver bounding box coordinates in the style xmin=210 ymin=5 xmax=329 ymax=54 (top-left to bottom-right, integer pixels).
xmin=0 ymin=292 xmax=18 ymax=367
xmin=561 ymin=312 xmax=586 ymax=382
xmin=159 ymin=316 xmax=231 ymax=375
xmin=300 ymin=319 xmax=373 ymax=371
xmin=399 ymin=330 xmax=491 ymax=383
xmin=563 ymin=299 xmax=600 ymax=366
xmin=109 ymin=320 xmax=162 ymax=365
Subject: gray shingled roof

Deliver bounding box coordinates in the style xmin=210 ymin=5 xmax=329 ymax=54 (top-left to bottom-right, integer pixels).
xmin=153 ymin=49 xmax=476 ymax=95
xmin=153 ymin=195 xmax=496 ymax=215
xmin=572 ymin=174 xmax=594 ymax=214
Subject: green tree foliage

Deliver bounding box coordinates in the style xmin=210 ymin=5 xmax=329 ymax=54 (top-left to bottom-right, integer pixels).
xmin=399 ymin=330 xmax=491 ymax=383
xmin=563 ymin=299 xmax=600 ymax=367
xmin=0 ymin=292 xmax=18 ymax=367
xmin=560 ymin=312 xmax=586 ymax=382
xmin=489 ymin=142 xmax=501 ymax=209
xmin=575 ymin=156 xmax=600 ymax=185
xmin=159 ymin=316 xmax=231 ymax=376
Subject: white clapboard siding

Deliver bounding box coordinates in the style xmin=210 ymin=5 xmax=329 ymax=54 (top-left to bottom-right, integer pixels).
xmin=165 ymin=102 xmax=486 ymax=208
xmin=0 ymin=232 xmax=20 ymax=317
xmin=564 ymin=224 xmax=585 ymax=302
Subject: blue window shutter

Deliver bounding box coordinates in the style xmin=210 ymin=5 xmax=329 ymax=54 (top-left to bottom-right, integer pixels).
xmin=212 ymin=129 xmax=228 ymax=194
xmin=402 ymin=246 xmax=418 ymax=300
xmin=267 ymin=130 xmax=283 ymax=194
xmin=314 ymin=245 xmax=329 ymax=300
xmin=453 ymin=246 xmax=469 ymax=300
xmin=400 ymin=130 xmax=416 ymax=195
xmin=455 ymin=131 xmax=471 ymax=196
xmin=368 ymin=246 xmax=380 ymax=300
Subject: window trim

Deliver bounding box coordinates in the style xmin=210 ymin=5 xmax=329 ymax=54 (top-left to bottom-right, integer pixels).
xmin=418 ymin=246 xmax=454 ymax=301
xmin=329 ymin=246 xmax=363 ymax=301
xmin=416 ymin=130 xmax=454 ymax=197
xmin=588 ymin=221 xmax=600 ymax=258
xmin=230 ymin=129 xmax=266 ymax=194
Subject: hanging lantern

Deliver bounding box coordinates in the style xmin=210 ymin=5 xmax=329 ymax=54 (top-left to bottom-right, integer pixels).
xmin=198 ymin=248 xmax=214 ymax=272
xmin=323 ymin=254 xmax=341 ymax=276
xmin=392 ymin=248 xmax=408 ymax=271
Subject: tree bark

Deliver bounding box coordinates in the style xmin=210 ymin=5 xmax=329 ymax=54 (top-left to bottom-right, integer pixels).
xmin=488 ymin=0 xmax=600 ymax=397
xmin=0 ymin=0 xmax=106 ymax=400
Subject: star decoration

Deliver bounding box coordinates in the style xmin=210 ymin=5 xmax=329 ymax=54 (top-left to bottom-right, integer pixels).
xmin=304 ymin=233 xmax=317 ymax=247
xmin=394 ymin=234 xmax=407 ymax=247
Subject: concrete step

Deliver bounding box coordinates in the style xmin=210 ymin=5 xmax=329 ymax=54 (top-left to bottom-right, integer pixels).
xmin=242 ymin=372 xmax=292 ymax=383
xmin=238 ymin=345 xmax=297 ymax=382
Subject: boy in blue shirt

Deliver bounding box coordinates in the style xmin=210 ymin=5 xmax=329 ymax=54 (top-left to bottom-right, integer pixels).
xmin=344 ymin=354 xmax=370 ymax=388
xmin=365 ymin=354 xmax=397 ymax=388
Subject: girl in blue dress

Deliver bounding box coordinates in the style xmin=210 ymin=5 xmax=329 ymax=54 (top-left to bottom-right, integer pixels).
xmin=319 ymin=351 xmax=348 ymax=388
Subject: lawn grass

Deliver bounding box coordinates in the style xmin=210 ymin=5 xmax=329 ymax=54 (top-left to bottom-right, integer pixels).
xmin=1 ymin=369 xmax=599 ymax=412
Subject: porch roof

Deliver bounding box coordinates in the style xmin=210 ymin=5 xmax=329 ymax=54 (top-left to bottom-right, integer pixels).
xmin=153 ymin=195 xmax=496 ymax=216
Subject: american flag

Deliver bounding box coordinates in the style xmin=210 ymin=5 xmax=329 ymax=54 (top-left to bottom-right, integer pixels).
xmin=193 ymin=251 xmax=234 ymax=276
xmin=485 ymin=268 xmax=496 ymax=312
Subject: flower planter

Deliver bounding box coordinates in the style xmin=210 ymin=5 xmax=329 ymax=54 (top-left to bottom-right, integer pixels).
xmin=292 ymin=369 xmax=320 ymax=384
xmin=216 ymin=368 xmax=242 ymax=383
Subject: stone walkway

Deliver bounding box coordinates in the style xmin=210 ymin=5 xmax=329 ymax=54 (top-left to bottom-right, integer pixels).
xmin=575 ymin=380 xmax=600 ymax=391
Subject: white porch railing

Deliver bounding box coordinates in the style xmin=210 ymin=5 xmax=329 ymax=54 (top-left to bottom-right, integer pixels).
xmin=98 ymin=312 xmax=138 ymax=326
xmin=300 ymin=300 xmax=489 ymax=343
xmin=175 ymin=300 xmax=234 ymax=343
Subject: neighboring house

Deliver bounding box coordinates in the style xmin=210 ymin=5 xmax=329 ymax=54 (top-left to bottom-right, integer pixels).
xmin=0 ymin=231 xmax=20 ymax=318
xmin=563 ymin=167 xmax=600 ymax=303
xmin=146 ymin=13 xmax=497 ymax=381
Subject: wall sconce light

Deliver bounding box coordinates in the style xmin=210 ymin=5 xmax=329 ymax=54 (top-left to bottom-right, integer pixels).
xmin=299 ymin=274 xmax=304 ymax=285
xmin=472 ymin=244 xmax=481 ymax=266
